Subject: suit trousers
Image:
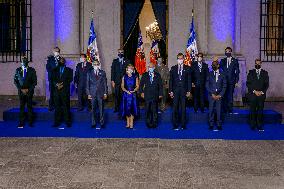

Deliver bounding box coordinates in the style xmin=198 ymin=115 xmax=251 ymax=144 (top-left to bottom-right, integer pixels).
xmin=223 ymin=84 xmax=235 ymax=112
xmin=208 ymin=97 xmax=222 ymax=125
xmin=19 ymin=94 xmax=34 ymax=124
xmin=194 ymin=85 xmax=205 ymax=111
xmin=172 ymin=88 xmax=187 ymax=127
xmin=249 ymin=95 xmax=265 ymax=128
xmin=114 ymin=84 xmax=122 ymax=111
xmin=49 ymin=81 xmax=55 ymax=109
xmin=91 ymin=96 xmax=104 ymax=126
xmin=145 ymin=100 xmax=158 ymax=128
xmin=54 ymin=91 xmax=71 ymax=125
xmin=77 ymin=85 xmax=90 ymax=109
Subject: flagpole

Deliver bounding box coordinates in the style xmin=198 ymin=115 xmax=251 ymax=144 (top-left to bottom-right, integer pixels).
xmin=91 ymin=10 xmax=94 ymax=20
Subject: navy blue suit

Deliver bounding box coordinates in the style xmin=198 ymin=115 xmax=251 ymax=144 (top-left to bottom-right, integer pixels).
xmin=46 ymin=55 xmax=60 ymax=109
xmin=206 ymin=70 xmax=227 ymax=126
xmin=220 ymin=57 xmax=240 ymax=112
xmin=169 ymin=64 xmax=192 ymax=128
xmin=74 ymin=62 xmax=93 ymax=110
xmin=191 ymin=61 xmax=209 ymax=111
xmin=86 ymin=68 xmax=108 ymax=126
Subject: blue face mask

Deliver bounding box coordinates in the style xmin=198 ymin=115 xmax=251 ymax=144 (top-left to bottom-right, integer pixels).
xmin=149 ymin=67 xmax=155 ymax=73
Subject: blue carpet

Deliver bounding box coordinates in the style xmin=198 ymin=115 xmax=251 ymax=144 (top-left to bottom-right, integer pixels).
xmin=0 ymin=121 xmax=283 ymax=140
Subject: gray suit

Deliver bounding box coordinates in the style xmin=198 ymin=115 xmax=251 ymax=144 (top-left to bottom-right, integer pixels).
xmin=86 ymin=68 xmax=108 ymax=126
xmin=156 ymin=64 xmax=170 ymax=110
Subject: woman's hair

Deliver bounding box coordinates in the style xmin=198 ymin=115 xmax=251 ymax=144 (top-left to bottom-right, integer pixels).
xmin=126 ymin=64 xmax=134 ymax=69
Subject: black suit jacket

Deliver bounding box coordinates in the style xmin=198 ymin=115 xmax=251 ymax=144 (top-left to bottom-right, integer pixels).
xmin=74 ymin=62 xmax=93 ymax=88
xmin=14 ymin=67 xmax=37 ymax=96
xmin=111 ymin=58 xmax=130 ymax=85
xmin=139 ymin=71 xmax=163 ymax=101
xmin=51 ymin=66 xmax=73 ymax=95
xmin=246 ymin=69 xmax=269 ymax=99
xmin=191 ymin=61 xmax=209 ymax=87
xmin=220 ymin=57 xmax=240 ymax=85
xmin=169 ymin=64 xmax=192 ymax=95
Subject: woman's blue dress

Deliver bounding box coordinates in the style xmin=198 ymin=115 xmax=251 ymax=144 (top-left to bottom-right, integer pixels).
xmin=121 ymin=74 xmax=139 ymax=118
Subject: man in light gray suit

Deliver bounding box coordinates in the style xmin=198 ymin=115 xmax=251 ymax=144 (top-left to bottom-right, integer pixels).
xmin=86 ymin=60 xmax=108 ymax=128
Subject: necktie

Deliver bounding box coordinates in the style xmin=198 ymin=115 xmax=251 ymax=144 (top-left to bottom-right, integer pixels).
xmin=178 ymin=66 xmax=182 ymax=80
xmin=60 ymin=67 xmax=64 ymax=77
xmin=23 ymin=68 xmax=27 ymax=78
xmin=198 ymin=62 xmax=202 ymax=72
xmin=257 ymin=70 xmax=260 ymax=79
xmin=227 ymin=58 xmax=231 ymax=68
xmin=149 ymin=72 xmax=153 ymax=84
xmin=214 ymin=71 xmax=218 ymax=82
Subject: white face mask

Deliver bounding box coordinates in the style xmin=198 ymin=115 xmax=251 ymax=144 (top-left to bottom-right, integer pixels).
xmin=198 ymin=57 xmax=203 ymax=62
xmin=178 ymin=59 xmax=184 ymax=65
xmin=80 ymin=58 xmax=85 ymax=63
xmin=54 ymin=52 xmax=59 ymax=57
xmin=127 ymin=69 xmax=133 ymax=74
xmin=93 ymin=65 xmax=99 ymax=70
xmin=157 ymin=58 xmax=162 ymax=65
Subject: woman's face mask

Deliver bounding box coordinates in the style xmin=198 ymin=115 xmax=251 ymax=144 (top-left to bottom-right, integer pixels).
xmin=127 ymin=68 xmax=133 ymax=74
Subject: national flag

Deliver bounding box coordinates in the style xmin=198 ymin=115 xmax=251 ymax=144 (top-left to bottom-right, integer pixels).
xmin=184 ymin=12 xmax=198 ymax=66
xmin=87 ymin=18 xmax=100 ymax=63
xmin=150 ymin=40 xmax=159 ymax=65
xmin=135 ymin=31 xmax=146 ymax=75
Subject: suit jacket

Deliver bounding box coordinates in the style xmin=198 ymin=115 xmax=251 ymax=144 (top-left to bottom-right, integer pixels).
xmin=156 ymin=64 xmax=170 ymax=86
xmin=86 ymin=68 xmax=108 ymax=98
xmin=46 ymin=55 xmax=60 ymax=82
xmin=111 ymin=58 xmax=130 ymax=85
xmin=220 ymin=57 xmax=240 ymax=85
xmin=139 ymin=71 xmax=163 ymax=101
xmin=74 ymin=62 xmax=93 ymax=88
xmin=51 ymin=66 xmax=73 ymax=95
xmin=191 ymin=61 xmax=209 ymax=87
xmin=169 ymin=64 xmax=192 ymax=95
xmin=14 ymin=67 xmax=37 ymax=96
xmin=246 ymin=69 xmax=269 ymax=99
xmin=206 ymin=70 xmax=227 ymax=97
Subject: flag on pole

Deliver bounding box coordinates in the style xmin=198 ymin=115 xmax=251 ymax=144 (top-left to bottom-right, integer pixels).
xmin=184 ymin=10 xmax=198 ymax=66
xmin=135 ymin=30 xmax=146 ymax=75
xmin=87 ymin=17 xmax=100 ymax=63
xmin=150 ymin=40 xmax=159 ymax=65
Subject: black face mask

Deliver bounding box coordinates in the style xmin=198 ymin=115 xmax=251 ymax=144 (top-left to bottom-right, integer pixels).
xmin=118 ymin=53 xmax=124 ymax=58
xmin=225 ymin=52 xmax=231 ymax=57
xmin=212 ymin=65 xmax=219 ymax=71
xmin=255 ymin=64 xmax=261 ymax=69
xmin=22 ymin=61 xmax=28 ymax=67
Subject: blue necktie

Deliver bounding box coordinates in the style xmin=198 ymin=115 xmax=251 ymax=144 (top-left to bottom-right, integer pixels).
xmin=149 ymin=72 xmax=153 ymax=84
xmin=60 ymin=67 xmax=64 ymax=77
xmin=23 ymin=68 xmax=27 ymax=79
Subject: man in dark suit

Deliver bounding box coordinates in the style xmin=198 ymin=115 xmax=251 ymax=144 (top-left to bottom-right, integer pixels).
xmin=206 ymin=59 xmax=227 ymax=130
xmin=86 ymin=60 xmax=108 ymax=128
xmin=169 ymin=53 xmax=192 ymax=130
xmin=46 ymin=47 xmax=61 ymax=111
xmin=191 ymin=52 xmax=209 ymax=113
xmin=51 ymin=57 xmax=73 ymax=128
xmin=14 ymin=57 xmax=37 ymax=128
xmin=140 ymin=62 xmax=163 ymax=128
xmin=246 ymin=59 xmax=269 ymax=131
xmin=74 ymin=53 xmax=92 ymax=111
xmin=220 ymin=47 xmax=240 ymax=113
xmin=111 ymin=49 xmax=130 ymax=112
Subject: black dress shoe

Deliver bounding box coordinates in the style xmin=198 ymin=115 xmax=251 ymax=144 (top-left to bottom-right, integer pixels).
xmin=52 ymin=123 xmax=60 ymax=128
xmin=173 ymin=126 xmax=179 ymax=130
xmin=181 ymin=125 xmax=187 ymax=130
xmin=91 ymin=124 xmax=96 ymax=128
xmin=257 ymin=126 xmax=264 ymax=131
xmin=66 ymin=123 xmax=72 ymax=128
xmin=100 ymin=124 xmax=105 ymax=129
xmin=48 ymin=107 xmax=54 ymax=112
xmin=17 ymin=124 xmax=24 ymax=129
xmin=217 ymin=125 xmax=222 ymax=131
xmin=209 ymin=125 xmax=214 ymax=130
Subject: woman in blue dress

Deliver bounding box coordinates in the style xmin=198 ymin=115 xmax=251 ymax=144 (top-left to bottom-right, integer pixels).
xmin=121 ymin=64 xmax=139 ymax=129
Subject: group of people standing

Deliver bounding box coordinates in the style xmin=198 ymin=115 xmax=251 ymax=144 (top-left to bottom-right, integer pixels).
xmin=14 ymin=46 xmax=269 ymax=132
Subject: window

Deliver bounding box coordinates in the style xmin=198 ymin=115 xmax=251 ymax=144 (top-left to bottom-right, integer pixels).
xmin=260 ymin=0 xmax=284 ymax=62
xmin=0 ymin=0 xmax=31 ymax=63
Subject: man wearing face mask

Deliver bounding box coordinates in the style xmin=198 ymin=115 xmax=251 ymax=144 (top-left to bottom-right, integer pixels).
xmin=51 ymin=58 xmax=73 ymax=128
xmin=14 ymin=57 xmax=37 ymax=128
xmin=156 ymin=57 xmax=170 ymax=112
xmin=111 ymin=49 xmax=130 ymax=113
xmin=46 ymin=47 xmax=61 ymax=111
xmin=86 ymin=60 xmax=108 ymax=128
xmin=206 ymin=59 xmax=227 ymax=131
xmin=191 ymin=52 xmax=209 ymax=113
xmin=220 ymin=47 xmax=240 ymax=113
xmin=74 ymin=53 xmax=92 ymax=111
xmin=169 ymin=53 xmax=192 ymax=130
xmin=140 ymin=62 xmax=163 ymax=128
xmin=246 ymin=59 xmax=269 ymax=131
